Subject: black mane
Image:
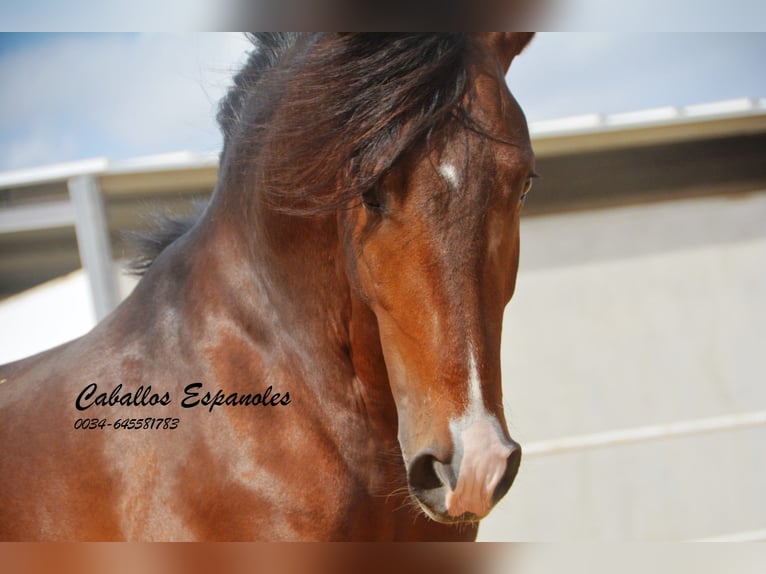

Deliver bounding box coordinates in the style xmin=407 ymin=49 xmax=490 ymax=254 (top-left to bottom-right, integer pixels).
xmin=130 ymin=33 xmax=471 ymax=274
xmin=216 ymin=33 xmax=304 ymax=147
xmin=248 ymin=33 xmax=471 ymax=210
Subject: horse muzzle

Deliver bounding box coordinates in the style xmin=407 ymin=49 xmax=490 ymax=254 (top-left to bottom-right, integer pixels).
xmin=406 ymin=417 xmax=521 ymax=522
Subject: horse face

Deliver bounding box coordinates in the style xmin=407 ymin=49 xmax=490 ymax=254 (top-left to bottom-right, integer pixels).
xmin=341 ymin=36 xmax=534 ymax=523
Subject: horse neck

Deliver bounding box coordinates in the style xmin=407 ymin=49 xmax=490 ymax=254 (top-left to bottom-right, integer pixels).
xmin=196 ymin=171 xmax=397 ymax=434
xmin=190 ymin=181 xmax=350 ymax=353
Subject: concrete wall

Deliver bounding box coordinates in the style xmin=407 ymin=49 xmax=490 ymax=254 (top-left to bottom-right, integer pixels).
xmin=480 ymin=190 xmax=766 ymax=540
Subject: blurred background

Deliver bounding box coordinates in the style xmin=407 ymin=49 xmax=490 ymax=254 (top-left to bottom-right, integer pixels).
xmin=1 ymin=33 xmax=765 ymax=543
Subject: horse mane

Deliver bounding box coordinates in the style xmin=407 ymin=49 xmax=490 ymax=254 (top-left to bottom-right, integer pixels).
xmin=217 ymin=33 xmax=304 ymax=148
xmin=124 ymin=206 xmax=204 ymax=275
xmin=251 ymin=33 xmax=471 ymax=211
xmin=129 ymin=33 xmax=472 ymax=274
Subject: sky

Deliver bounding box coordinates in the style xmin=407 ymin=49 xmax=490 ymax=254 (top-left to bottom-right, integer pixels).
xmin=0 ymin=32 xmax=765 ymax=172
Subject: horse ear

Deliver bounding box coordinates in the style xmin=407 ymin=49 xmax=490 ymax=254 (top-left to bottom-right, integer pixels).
xmin=480 ymin=33 xmax=535 ymax=72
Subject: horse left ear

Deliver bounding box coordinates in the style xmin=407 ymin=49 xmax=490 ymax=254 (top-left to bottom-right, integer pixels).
xmin=480 ymin=33 xmax=535 ymax=72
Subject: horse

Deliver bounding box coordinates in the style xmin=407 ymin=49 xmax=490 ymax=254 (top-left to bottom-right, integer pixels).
xmin=0 ymin=33 xmax=536 ymax=541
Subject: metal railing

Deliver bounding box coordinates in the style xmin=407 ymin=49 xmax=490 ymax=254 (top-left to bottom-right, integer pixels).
xmin=523 ymin=409 xmax=766 ymax=541
xmin=0 ymin=152 xmax=217 ymax=320
xmin=0 ymin=159 xmax=116 ymax=320
xmin=524 ymin=410 xmax=766 ymax=458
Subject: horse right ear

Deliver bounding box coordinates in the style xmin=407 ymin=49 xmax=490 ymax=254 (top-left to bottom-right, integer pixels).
xmin=480 ymin=33 xmax=535 ymax=73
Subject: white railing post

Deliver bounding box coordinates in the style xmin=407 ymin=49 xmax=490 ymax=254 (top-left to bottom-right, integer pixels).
xmin=67 ymin=175 xmax=119 ymax=321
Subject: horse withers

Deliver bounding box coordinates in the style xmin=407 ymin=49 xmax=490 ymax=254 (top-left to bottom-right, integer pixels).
xmin=0 ymin=33 xmax=535 ymax=540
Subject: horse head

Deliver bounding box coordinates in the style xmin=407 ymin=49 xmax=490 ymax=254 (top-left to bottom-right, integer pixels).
xmin=338 ymin=33 xmax=535 ymax=522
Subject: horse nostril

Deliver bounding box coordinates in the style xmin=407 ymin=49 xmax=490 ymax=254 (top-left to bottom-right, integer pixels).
xmin=491 ymin=442 xmax=522 ymax=506
xmin=408 ymin=452 xmax=454 ymax=492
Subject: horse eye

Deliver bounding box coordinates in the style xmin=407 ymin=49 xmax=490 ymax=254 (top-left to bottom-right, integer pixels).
xmin=362 ymin=188 xmax=384 ymax=212
xmin=520 ymin=174 xmax=537 ymax=204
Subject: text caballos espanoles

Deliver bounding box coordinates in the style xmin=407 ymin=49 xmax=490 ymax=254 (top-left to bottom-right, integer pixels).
xmin=75 ymin=382 xmax=291 ymax=412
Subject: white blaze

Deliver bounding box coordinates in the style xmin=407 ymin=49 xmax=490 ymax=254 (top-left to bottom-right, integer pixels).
xmin=445 ymin=348 xmax=512 ymax=518
xmin=467 ymin=350 xmax=483 ymax=416
xmin=439 ymin=162 xmax=460 ymax=189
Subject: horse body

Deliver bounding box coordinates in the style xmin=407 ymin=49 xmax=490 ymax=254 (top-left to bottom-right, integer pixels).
xmin=0 ymin=33 xmax=534 ymax=540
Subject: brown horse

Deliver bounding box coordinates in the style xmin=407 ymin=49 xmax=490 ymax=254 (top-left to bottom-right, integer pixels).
xmin=0 ymin=33 xmax=535 ymax=541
